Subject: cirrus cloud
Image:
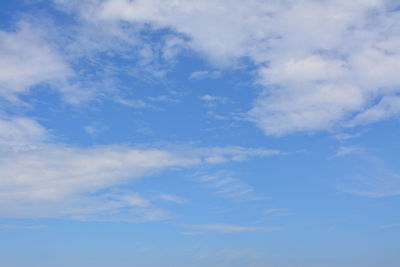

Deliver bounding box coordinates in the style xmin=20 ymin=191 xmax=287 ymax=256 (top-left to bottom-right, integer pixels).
xmin=0 ymin=116 xmax=279 ymax=221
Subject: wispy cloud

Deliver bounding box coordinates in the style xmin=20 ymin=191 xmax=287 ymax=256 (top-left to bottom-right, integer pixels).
xmin=333 ymin=132 xmax=364 ymax=141
xmin=264 ymin=209 xmax=291 ymax=217
xmin=113 ymin=97 xmax=152 ymax=109
xmin=182 ymin=223 xmax=280 ymax=234
xmin=0 ymin=116 xmax=49 ymax=149
xmin=336 ymin=152 xmax=400 ymax=198
xmin=380 ymin=223 xmax=400 ymax=229
xmin=190 ymin=70 xmax=221 ymax=80
xmin=0 ymin=224 xmax=47 ymax=230
xmin=332 ymin=146 xmax=363 ymax=158
xmin=200 ymin=94 xmax=230 ymax=109
xmin=84 ymin=122 xmax=108 ymax=137
xmin=196 ymin=171 xmax=262 ymax=202
xmin=197 ymin=146 xmax=281 ymax=164
xmin=0 ymin=116 xmax=277 ymax=221
xmin=157 ymin=194 xmax=188 ymax=204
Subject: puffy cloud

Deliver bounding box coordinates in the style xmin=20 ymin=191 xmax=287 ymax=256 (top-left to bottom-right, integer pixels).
xmin=248 ymin=1 xmax=400 ymax=135
xmin=59 ymin=0 xmax=400 ymax=135
xmin=0 ymin=22 xmax=72 ymax=102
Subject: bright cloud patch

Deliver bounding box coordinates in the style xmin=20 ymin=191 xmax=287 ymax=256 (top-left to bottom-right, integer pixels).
xmin=0 ymin=116 xmax=277 ymax=221
xmin=0 ymin=22 xmax=72 ymax=102
xmin=63 ymin=0 xmax=400 ymax=135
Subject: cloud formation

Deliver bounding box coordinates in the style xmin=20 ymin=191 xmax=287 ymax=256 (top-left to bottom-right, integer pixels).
xmin=56 ymin=0 xmax=400 ymax=135
xmin=182 ymin=223 xmax=280 ymax=234
xmin=196 ymin=171 xmax=261 ymax=202
xmin=335 ymin=150 xmax=400 ymax=198
xmin=0 ymin=22 xmax=72 ymax=103
xmin=3 ymin=1 xmax=400 ymax=135
xmin=2 ymin=0 xmax=399 ymax=221
xmin=0 ymin=116 xmax=277 ymax=221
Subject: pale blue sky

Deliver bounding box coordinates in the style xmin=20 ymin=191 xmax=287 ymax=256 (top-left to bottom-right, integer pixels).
xmin=1 ymin=1 xmax=400 ymax=266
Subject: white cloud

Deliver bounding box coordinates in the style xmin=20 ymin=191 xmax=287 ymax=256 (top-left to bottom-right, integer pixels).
xmin=200 ymin=94 xmax=219 ymax=102
xmin=350 ymin=96 xmax=400 ymax=125
xmin=92 ymin=0 xmax=271 ymax=65
xmin=61 ymin=0 xmax=400 ymax=135
xmin=0 ymin=22 xmax=72 ymax=103
xmin=332 ymin=146 xmax=363 ymax=158
xmin=190 ymin=70 xmax=220 ymax=80
xmin=198 ymin=146 xmax=281 ymax=164
xmin=200 ymin=94 xmax=229 ymax=109
xmin=113 ymin=96 xmax=152 ymax=109
xmin=0 ymin=116 xmax=277 ymax=221
xmin=0 ymin=144 xmax=198 ymax=220
xmin=84 ymin=121 xmax=108 ymax=137
xmin=0 ymin=116 xmax=48 ymax=149
xmin=334 ymin=132 xmax=364 ymax=141
xmin=196 ymin=171 xmax=261 ymax=202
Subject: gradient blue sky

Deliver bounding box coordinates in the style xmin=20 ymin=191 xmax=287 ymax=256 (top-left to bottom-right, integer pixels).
xmin=1 ymin=1 xmax=400 ymax=266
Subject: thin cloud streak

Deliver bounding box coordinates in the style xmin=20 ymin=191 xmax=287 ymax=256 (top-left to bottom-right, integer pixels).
xmin=182 ymin=223 xmax=281 ymax=234
xmin=0 ymin=116 xmax=279 ymax=221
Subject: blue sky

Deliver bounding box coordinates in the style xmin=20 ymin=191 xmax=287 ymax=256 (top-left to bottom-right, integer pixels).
xmin=1 ymin=0 xmax=400 ymax=266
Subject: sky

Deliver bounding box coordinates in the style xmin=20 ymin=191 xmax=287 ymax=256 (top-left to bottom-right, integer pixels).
xmin=0 ymin=0 xmax=400 ymax=266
